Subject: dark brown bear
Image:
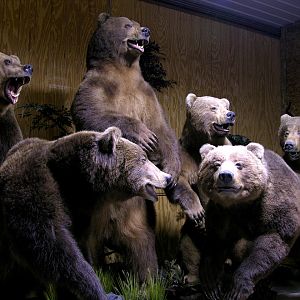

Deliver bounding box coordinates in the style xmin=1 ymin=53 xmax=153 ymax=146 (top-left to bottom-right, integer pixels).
xmin=0 ymin=127 xmax=171 ymax=299
xmin=0 ymin=52 xmax=32 ymax=164
xmin=278 ymin=114 xmax=300 ymax=175
xmin=166 ymin=93 xmax=235 ymax=283
xmin=197 ymin=143 xmax=300 ymax=300
xmin=71 ymin=13 xmax=201 ymax=280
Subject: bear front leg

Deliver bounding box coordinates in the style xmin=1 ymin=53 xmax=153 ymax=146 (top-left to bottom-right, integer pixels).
xmin=223 ymin=233 xmax=290 ymax=300
xmin=165 ymin=176 xmax=205 ymax=225
xmin=199 ymin=256 xmax=225 ymax=300
xmin=7 ymin=220 xmax=108 ymax=300
xmin=155 ymin=125 xmax=181 ymax=188
xmin=179 ymin=234 xmax=201 ymax=284
xmin=84 ymin=113 xmax=158 ymax=154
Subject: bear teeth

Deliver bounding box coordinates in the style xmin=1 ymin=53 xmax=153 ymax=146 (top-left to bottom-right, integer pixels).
xmin=4 ymin=77 xmax=30 ymax=104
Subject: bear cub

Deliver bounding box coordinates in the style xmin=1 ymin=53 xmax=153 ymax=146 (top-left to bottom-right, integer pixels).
xmin=168 ymin=93 xmax=235 ymax=283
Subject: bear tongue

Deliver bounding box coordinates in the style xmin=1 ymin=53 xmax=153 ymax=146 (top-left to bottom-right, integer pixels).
xmin=127 ymin=39 xmax=145 ymax=53
xmin=5 ymin=77 xmax=30 ymax=104
xmin=213 ymin=123 xmax=230 ymax=135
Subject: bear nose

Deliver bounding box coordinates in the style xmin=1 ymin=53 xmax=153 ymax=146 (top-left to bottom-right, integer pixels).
xmin=218 ymin=171 xmax=234 ymax=184
xmin=141 ymin=27 xmax=150 ymax=37
xmin=226 ymin=111 xmax=235 ymax=122
xmin=284 ymin=141 xmax=295 ymax=151
xmin=23 ymin=64 xmax=33 ymax=75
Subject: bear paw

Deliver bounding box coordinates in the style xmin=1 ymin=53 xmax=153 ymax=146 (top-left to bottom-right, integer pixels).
xmin=183 ymin=199 xmax=205 ymax=227
xmin=223 ymin=277 xmax=255 ymax=300
xmin=136 ymin=124 xmax=158 ymax=153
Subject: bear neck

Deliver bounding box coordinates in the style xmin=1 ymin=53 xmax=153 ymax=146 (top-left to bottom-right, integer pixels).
xmin=180 ymin=120 xmax=228 ymax=158
xmin=283 ymin=153 xmax=300 ymax=173
xmin=0 ymin=99 xmax=11 ymax=116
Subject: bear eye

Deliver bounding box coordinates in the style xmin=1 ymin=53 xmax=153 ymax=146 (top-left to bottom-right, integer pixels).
xmin=4 ymin=59 xmax=12 ymax=65
xmin=141 ymin=156 xmax=147 ymax=163
xmin=125 ymin=23 xmax=133 ymax=29
xmin=211 ymin=106 xmax=217 ymax=111
xmin=284 ymin=131 xmax=289 ymax=137
xmin=235 ymin=162 xmax=243 ymax=170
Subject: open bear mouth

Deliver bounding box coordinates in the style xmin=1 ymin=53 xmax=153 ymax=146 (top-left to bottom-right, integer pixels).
xmin=140 ymin=183 xmax=158 ymax=202
xmin=287 ymin=151 xmax=300 ymax=161
xmin=213 ymin=122 xmax=233 ymax=135
xmin=217 ymin=186 xmax=240 ymax=193
xmin=4 ymin=76 xmax=31 ymax=104
xmin=127 ymin=39 xmax=148 ymax=53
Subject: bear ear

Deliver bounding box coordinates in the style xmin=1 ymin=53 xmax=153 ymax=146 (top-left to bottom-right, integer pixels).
xmin=97 ymin=13 xmax=110 ymax=26
xmin=186 ymin=93 xmax=197 ymax=109
xmin=98 ymin=126 xmax=122 ymax=154
xmin=199 ymin=143 xmax=216 ymax=160
xmin=221 ymin=98 xmax=230 ymax=109
xmin=280 ymin=114 xmax=292 ymax=124
xmin=246 ymin=143 xmax=264 ymax=160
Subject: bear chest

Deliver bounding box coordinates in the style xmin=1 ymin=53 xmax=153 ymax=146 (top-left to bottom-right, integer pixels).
xmin=206 ymin=203 xmax=265 ymax=243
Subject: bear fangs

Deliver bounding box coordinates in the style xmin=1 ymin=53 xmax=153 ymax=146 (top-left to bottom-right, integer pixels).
xmin=127 ymin=39 xmax=147 ymax=53
xmin=213 ymin=122 xmax=232 ymax=134
xmin=5 ymin=76 xmax=31 ymax=104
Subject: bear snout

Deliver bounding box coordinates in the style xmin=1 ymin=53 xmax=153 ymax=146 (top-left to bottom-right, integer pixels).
xmin=218 ymin=170 xmax=234 ymax=184
xmin=165 ymin=173 xmax=172 ymax=186
xmin=23 ymin=64 xmax=33 ymax=75
xmin=226 ymin=111 xmax=235 ymax=123
xmin=141 ymin=27 xmax=150 ymax=38
xmin=284 ymin=140 xmax=296 ymax=152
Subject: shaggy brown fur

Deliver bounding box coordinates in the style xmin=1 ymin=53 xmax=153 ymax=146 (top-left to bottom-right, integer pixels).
xmin=197 ymin=143 xmax=300 ymax=300
xmin=279 ymin=114 xmax=300 ymax=174
xmin=0 ymin=127 xmax=170 ymax=299
xmin=71 ymin=13 xmax=186 ymax=280
xmin=0 ymin=52 xmax=32 ymax=164
xmin=167 ymin=93 xmax=235 ymax=283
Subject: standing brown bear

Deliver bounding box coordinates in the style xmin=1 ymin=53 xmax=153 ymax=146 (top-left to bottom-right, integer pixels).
xmin=166 ymin=93 xmax=235 ymax=283
xmin=0 ymin=52 xmax=32 ymax=164
xmin=71 ymin=13 xmax=203 ymax=281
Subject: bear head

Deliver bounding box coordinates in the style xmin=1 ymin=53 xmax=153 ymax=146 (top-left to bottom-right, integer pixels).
xmin=279 ymin=114 xmax=300 ymax=161
xmin=47 ymin=127 xmax=171 ymax=202
xmin=86 ymin=13 xmax=150 ymax=69
xmin=0 ymin=52 xmax=32 ymax=114
xmin=185 ymin=93 xmax=235 ymax=140
xmin=198 ymin=143 xmax=267 ymax=207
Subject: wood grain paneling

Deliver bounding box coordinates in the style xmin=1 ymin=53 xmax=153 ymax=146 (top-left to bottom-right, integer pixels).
xmin=0 ymin=0 xmax=282 ymax=256
xmin=282 ymin=22 xmax=300 ymax=116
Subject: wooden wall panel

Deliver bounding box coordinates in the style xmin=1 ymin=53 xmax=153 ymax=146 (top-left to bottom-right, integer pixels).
xmin=0 ymin=0 xmax=282 ymax=256
xmin=282 ymin=22 xmax=300 ymax=116
xmin=0 ymin=0 xmax=107 ymax=138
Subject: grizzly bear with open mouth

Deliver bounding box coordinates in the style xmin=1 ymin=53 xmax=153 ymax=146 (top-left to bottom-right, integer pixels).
xmin=0 ymin=51 xmax=33 ymax=164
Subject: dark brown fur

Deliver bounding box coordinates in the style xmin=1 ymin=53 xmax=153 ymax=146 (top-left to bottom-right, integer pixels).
xmin=168 ymin=93 xmax=235 ymax=283
xmin=0 ymin=127 xmax=170 ymax=299
xmin=197 ymin=143 xmax=300 ymax=299
xmin=278 ymin=114 xmax=300 ymax=175
xmin=71 ymin=13 xmax=180 ymax=280
xmin=0 ymin=52 xmax=32 ymax=164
